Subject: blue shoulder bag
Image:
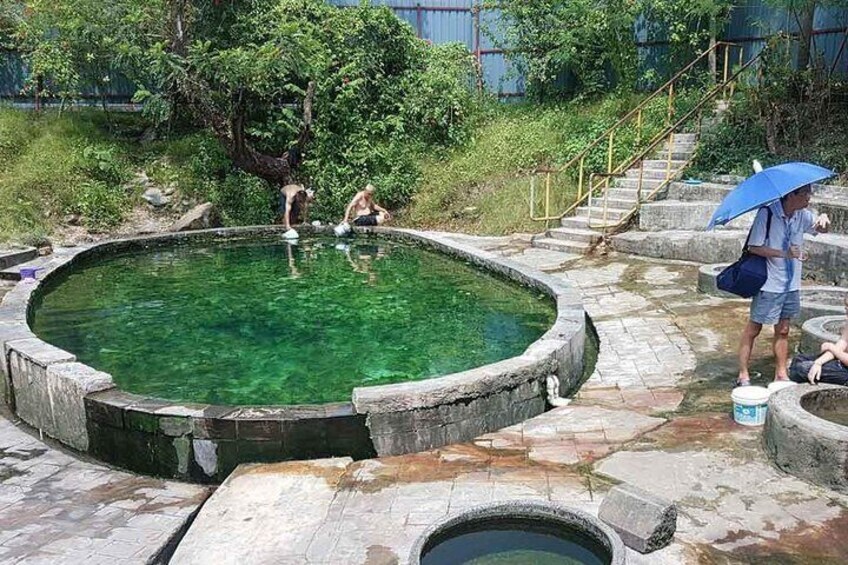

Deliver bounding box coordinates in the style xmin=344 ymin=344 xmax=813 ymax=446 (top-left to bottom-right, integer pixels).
xmin=716 ymin=207 xmax=773 ymax=298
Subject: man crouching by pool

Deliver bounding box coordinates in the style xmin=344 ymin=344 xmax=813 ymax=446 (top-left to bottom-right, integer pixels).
xmin=343 ymin=183 xmax=391 ymax=227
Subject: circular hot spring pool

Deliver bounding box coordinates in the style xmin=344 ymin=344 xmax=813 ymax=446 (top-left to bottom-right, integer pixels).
xmin=11 ymin=229 xmax=585 ymax=482
xmin=31 ymin=237 xmax=555 ymax=405
xmin=411 ymin=502 xmax=625 ymax=565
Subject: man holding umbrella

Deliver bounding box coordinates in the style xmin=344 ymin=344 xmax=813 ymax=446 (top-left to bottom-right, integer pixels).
xmin=735 ymin=182 xmax=831 ymax=386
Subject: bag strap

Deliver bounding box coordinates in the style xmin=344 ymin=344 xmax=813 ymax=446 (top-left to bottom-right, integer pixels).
xmin=743 ymin=205 xmax=773 ymax=253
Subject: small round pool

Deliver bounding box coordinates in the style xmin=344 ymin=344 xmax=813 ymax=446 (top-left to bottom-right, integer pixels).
xmin=30 ymin=237 xmax=555 ymax=405
xmin=412 ymin=502 xmax=625 ymax=565
xmin=765 ymin=384 xmax=848 ymax=493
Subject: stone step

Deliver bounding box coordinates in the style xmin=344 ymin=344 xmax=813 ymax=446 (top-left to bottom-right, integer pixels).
xmin=546 ymin=227 xmax=603 ymax=244
xmin=575 ymin=206 xmax=630 ymax=222
xmin=0 ymin=255 xmax=52 ymax=281
xmin=650 ymin=151 xmax=696 ymax=161
xmin=532 ymin=237 xmax=592 ymax=255
xmin=611 ymin=231 xmax=848 ymax=286
xmin=624 ymin=168 xmax=682 ymax=180
xmin=668 ymin=133 xmax=697 ymax=142
xmin=666 ymin=181 xmax=733 ymax=203
xmin=560 ymin=216 xmax=616 ymax=230
xmin=595 ymin=197 xmax=638 ymax=210
xmin=613 ymin=178 xmax=666 ymax=191
xmin=638 ymin=200 xmax=753 ymax=232
xmin=0 ymin=247 xmax=37 ymax=271
xmin=612 ymin=229 xmax=747 ymax=264
xmin=640 ymin=159 xmax=688 ymax=169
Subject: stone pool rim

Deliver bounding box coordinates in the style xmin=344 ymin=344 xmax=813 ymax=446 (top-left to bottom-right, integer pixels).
xmin=408 ymin=499 xmax=626 ymax=565
xmin=764 ymin=384 xmax=848 ymax=494
xmin=0 ymin=226 xmax=586 ymax=483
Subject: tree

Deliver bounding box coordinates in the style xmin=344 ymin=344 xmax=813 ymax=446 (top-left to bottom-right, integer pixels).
xmin=765 ymin=0 xmax=848 ymax=70
xmin=638 ymin=0 xmax=733 ymax=79
xmin=495 ymin=0 xmax=641 ymax=98
xmin=12 ymin=0 xmax=476 ymax=199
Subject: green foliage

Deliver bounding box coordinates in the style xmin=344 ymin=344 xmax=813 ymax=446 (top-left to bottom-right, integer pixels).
xmin=208 ymin=171 xmax=276 ymax=227
xmin=404 ymin=91 xmax=697 ymax=234
xmin=12 ymin=0 xmax=481 ymax=223
xmin=70 ymin=180 xmax=129 ymax=230
xmin=688 ymin=40 xmax=848 ymax=180
xmin=0 ymin=109 xmax=134 ymax=239
xmin=494 ymin=0 xmax=640 ymax=98
xmin=639 ymin=0 xmax=733 ymax=74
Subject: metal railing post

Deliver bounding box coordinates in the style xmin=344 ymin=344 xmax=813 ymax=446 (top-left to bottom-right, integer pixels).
xmin=666 ymin=83 xmax=675 ymax=128
xmin=636 ymin=109 xmax=642 ymax=147
xmin=578 ymin=157 xmax=585 ymax=202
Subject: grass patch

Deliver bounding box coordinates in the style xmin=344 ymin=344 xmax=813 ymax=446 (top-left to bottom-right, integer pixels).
xmin=399 ymin=92 xmax=683 ymax=235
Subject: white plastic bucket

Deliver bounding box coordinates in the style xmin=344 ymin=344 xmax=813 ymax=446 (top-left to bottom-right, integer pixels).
xmin=731 ymin=386 xmax=770 ymax=426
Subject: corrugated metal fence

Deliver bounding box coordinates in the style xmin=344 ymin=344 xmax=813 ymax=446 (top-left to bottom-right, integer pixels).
xmin=1 ymin=1 xmax=846 ymax=100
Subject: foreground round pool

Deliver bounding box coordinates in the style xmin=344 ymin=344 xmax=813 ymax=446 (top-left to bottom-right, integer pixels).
xmin=421 ymin=518 xmax=609 ymax=565
xmin=30 ymin=237 xmax=555 ymax=405
xmin=412 ymin=502 xmax=625 ymax=565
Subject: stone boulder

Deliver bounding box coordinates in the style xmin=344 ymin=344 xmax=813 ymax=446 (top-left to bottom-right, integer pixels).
xmin=170 ymin=202 xmax=222 ymax=232
xmin=598 ymin=483 xmax=677 ymax=553
xmin=142 ymin=187 xmax=170 ymax=207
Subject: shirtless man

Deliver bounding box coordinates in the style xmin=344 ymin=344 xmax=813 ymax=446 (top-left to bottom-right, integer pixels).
xmin=279 ymin=183 xmax=314 ymax=238
xmin=343 ymin=184 xmax=391 ymax=226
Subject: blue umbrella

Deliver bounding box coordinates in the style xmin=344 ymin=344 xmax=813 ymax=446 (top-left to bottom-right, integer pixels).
xmin=706 ymin=162 xmax=835 ymax=230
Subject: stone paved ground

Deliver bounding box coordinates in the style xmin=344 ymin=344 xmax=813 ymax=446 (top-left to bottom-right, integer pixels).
xmin=0 ymin=281 xmax=211 ymax=565
xmin=174 ymin=235 xmax=848 ymax=564
xmin=4 ymin=236 xmax=846 ymax=564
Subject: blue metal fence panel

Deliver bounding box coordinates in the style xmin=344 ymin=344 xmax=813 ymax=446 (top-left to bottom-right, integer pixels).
xmin=0 ymin=50 xmax=27 ymax=98
xmin=3 ymin=2 xmax=846 ymax=100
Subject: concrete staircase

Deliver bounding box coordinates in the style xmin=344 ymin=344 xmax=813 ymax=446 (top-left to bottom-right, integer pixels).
xmin=533 ymin=133 xmax=698 ymax=255
xmin=612 ymin=176 xmax=848 ymax=285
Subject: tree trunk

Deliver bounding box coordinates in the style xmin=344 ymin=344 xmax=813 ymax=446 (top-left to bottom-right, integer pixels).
xmin=166 ymin=0 xmax=315 ymax=188
xmin=796 ymin=1 xmax=816 ymax=70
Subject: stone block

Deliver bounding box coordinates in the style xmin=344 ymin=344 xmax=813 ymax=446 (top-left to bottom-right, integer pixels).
xmin=13 ymin=358 xmax=113 ymax=451
xmin=41 ymin=363 xmax=114 ymax=451
xmin=0 ymin=322 xmax=35 ymax=404
xmin=598 ymin=483 xmax=677 ymax=554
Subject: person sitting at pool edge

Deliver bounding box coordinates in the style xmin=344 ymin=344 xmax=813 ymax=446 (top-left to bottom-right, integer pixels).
xmin=789 ymin=296 xmax=848 ymax=385
xmin=343 ymin=183 xmax=391 ymax=227
xmin=279 ymin=183 xmax=315 ymax=238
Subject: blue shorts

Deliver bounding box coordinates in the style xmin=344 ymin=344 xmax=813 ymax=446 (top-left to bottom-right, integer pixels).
xmin=750 ymin=290 xmax=800 ymax=325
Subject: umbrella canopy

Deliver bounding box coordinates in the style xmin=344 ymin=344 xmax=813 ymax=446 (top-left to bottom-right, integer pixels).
xmin=706 ymin=162 xmax=835 ymax=230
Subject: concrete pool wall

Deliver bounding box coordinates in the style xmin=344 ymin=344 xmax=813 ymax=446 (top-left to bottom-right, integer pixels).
xmin=0 ymin=226 xmax=587 ymax=482
xmin=765 ymin=384 xmax=848 ymax=494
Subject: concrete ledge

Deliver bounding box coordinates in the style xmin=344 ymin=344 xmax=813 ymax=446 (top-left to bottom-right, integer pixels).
xmin=800 ymin=316 xmax=843 ymax=355
xmin=614 ymin=231 xmax=848 ymax=285
xmin=764 ymin=384 xmax=848 ymax=493
xmin=639 ymin=201 xmax=751 ymax=232
xmin=0 ymin=246 xmax=37 ymax=270
xmin=409 ymin=500 xmax=626 ymax=565
xmin=0 ymin=226 xmax=587 ymax=477
xmin=612 ymin=230 xmax=746 ymax=264
xmin=799 ymin=286 xmax=848 ymax=324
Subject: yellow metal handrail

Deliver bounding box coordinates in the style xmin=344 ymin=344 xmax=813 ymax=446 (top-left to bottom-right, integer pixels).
xmin=589 ymin=51 xmax=764 ymax=233
xmin=529 ymin=41 xmax=745 ymax=223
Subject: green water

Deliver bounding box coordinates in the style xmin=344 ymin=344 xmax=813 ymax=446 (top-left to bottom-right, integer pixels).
xmin=421 ymin=521 xmax=609 ymax=565
xmin=31 ymin=237 xmax=555 ymax=405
